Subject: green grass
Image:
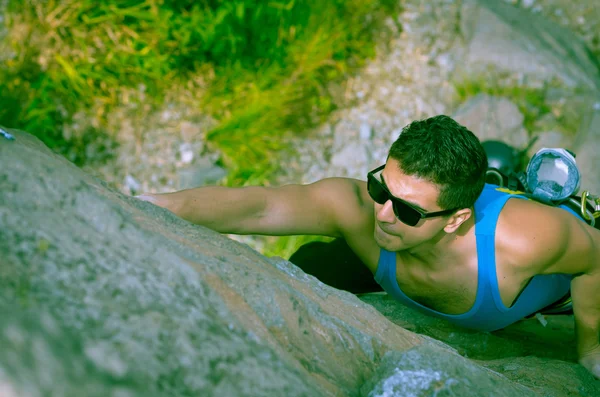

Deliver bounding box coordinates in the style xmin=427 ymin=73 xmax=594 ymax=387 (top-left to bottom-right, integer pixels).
xmin=1 ymin=0 xmax=401 ymax=175
xmin=260 ymin=234 xmax=334 ymax=260
xmin=0 ymin=0 xmax=401 ymax=258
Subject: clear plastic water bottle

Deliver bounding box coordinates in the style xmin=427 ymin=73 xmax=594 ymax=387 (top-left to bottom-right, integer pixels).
xmin=526 ymin=148 xmax=580 ymax=203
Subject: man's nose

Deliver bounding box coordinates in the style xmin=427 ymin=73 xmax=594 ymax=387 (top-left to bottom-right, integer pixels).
xmin=376 ymin=200 xmax=396 ymax=223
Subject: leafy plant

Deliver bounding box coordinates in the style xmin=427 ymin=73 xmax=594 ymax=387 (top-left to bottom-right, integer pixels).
xmin=1 ymin=0 xmax=401 ymax=257
xmin=1 ymin=0 xmax=401 ymax=174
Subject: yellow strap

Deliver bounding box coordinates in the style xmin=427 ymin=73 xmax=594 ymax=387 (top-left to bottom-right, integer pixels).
xmin=495 ymin=187 xmax=526 ymax=195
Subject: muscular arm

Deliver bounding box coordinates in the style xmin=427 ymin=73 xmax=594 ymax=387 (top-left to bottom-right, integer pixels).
xmin=555 ymin=220 xmax=600 ymax=370
xmin=508 ymin=201 xmax=600 ymax=378
xmin=571 ymin=260 xmax=600 ymax=378
xmin=137 ymin=178 xmax=373 ymax=237
xmin=138 ymin=178 xmax=380 ymax=269
xmin=541 ymin=217 xmax=599 ymax=363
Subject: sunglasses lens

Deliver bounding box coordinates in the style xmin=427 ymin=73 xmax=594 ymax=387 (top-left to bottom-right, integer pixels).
xmin=368 ymin=176 xmax=422 ymax=226
xmin=392 ymin=201 xmax=421 ymax=226
xmin=367 ymin=177 xmax=389 ymax=204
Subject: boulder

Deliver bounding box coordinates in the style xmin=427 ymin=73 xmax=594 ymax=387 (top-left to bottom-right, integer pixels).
xmin=456 ymin=0 xmax=600 ymax=89
xmin=450 ymin=0 xmax=600 ymax=194
xmin=1 ymin=129 xmax=599 ymax=396
xmin=570 ymin=104 xmax=600 ymax=196
xmin=0 ymin=309 xmax=158 ymax=397
xmin=360 ymin=294 xmax=600 ymax=397
xmin=0 ymin=129 xmax=418 ymax=396
xmin=452 ymin=94 xmax=529 ymax=148
xmin=360 ymin=345 xmax=537 ymax=397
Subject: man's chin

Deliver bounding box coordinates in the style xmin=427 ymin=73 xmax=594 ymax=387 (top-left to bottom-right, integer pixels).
xmin=378 ymin=241 xmax=406 ymax=252
xmin=374 ymin=229 xmax=404 ymax=251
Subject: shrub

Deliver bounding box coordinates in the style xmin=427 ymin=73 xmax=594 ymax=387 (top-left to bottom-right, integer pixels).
xmin=1 ymin=0 xmax=401 ymax=176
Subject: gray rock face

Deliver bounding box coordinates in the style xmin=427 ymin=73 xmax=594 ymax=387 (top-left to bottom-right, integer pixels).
xmin=0 ymin=309 xmax=157 ymax=397
xmin=2 ymin=130 xmax=599 ymax=395
xmin=361 ymin=345 xmax=536 ymax=397
xmin=0 ymin=131 xmax=325 ymax=397
xmin=0 ymin=129 xmax=422 ymax=396
xmin=452 ymin=0 xmax=600 ymax=195
xmin=502 ymin=0 xmax=600 ymax=60
xmin=360 ymin=294 xmax=600 ymax=397
xmin=452 ymin=94 xmax=529 ymax=148
xmin=457 ymin=0 xmax=600 ymax=90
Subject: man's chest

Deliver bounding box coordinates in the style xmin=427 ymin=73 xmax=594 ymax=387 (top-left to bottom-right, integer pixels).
xmin=393 ymin=242 xmax=531 ymax=315
xmin=394 ymin=257 xmax=479 ymax=314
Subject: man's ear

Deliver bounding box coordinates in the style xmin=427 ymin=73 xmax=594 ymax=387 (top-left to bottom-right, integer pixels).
xmin=443 ymin=208 xmax=472 ymax=233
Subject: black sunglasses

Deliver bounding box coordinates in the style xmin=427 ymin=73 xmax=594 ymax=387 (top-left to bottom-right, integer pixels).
xmin=367 ymin=165 xmax=458 ymax=226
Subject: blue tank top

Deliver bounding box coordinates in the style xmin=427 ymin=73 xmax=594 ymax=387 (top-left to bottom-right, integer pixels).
xmin=374 ymin=183 xmax=578 ymax=332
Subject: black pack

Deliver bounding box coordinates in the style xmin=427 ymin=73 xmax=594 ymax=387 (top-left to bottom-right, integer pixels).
xmin=483 ymin=140 xmax=599 ymax=230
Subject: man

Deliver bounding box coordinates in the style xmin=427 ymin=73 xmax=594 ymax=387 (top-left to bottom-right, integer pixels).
xmin=136 ymin=115 xmax=600 ymax=379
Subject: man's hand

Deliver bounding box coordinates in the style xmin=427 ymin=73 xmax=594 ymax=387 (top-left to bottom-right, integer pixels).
xmin=579 ymin=344 xmax=600 ymax=379
xmin=135 ymin=193 xmax=179 ymax=213
xmin=135 ymin=194 xmax=160 ymax=205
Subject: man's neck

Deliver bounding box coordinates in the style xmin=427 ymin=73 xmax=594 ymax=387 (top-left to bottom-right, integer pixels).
xmin=406 ymin=214 xmax=475 ymax=268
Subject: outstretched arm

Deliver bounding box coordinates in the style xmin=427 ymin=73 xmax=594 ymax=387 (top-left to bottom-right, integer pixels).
xmin=135 ymin=178 xmax=372 ymax=237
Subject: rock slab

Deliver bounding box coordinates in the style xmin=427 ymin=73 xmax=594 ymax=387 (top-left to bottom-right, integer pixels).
xmin=2 ymin=129 xmax=600 ymax=396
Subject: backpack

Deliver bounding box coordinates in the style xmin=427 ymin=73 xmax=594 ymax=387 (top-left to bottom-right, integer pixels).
xmin=483 ymin=140 xmax=599 ymax=230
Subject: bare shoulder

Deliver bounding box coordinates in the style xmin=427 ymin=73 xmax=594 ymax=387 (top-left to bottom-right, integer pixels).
xmin=496 ymin=197 xmax=598 ymax=276
xmin=268 ymin=177 xmax=374 ymax=235
xmin=298 ymin=176 xmax=372 ymax=216
xmin=299 ymin=177 xmax=380 ymax=267
xmin=315 ymin=177 xmax=374 ymax=229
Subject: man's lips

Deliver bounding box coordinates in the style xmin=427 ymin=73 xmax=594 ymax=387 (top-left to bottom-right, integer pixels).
xmin=376 ymin=222 xmax=395 ymax=235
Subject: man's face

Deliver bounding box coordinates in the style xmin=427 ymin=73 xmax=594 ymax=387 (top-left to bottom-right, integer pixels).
xmin=372 ymin=159 xmax=449 ymax=252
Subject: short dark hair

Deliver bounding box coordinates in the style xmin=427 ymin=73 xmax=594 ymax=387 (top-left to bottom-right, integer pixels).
xmin=387 ymin=115 xmax=488 ymax=210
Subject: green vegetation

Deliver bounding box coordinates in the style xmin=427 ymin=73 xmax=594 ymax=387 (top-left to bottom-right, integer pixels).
xmin=261 ymin=234 xmax=333 ymax=260
xmin=1 ymin=0 xmax=401 ymax=179
xmin=0 ymin=0 xmax=401 ymax=259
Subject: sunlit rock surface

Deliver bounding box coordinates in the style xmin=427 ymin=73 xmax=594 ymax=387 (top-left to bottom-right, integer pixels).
xmin=457 ymin=0 xmax=600 ymax=89
xmin=1 ymin=130 xmax=599 ymax=396
xmin=361 ymin=345 xmax=536 ymax=397
xmin=452 ymin=94 xmax=529 ymax=147
xmin=0 ymin=309 xmax=157 ymax=397
xmin=360 ymin=294 xmax=600 ymax=397
xmin=454 ymin=0 xmax=600 ymax=195
xmin=0 ymin=130 xmax=408 ymax=396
